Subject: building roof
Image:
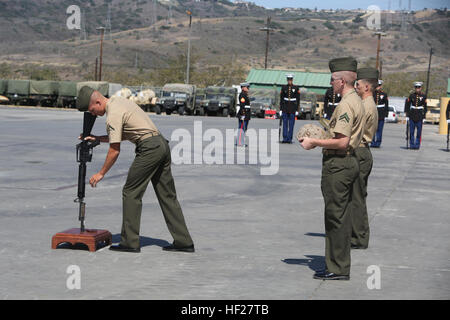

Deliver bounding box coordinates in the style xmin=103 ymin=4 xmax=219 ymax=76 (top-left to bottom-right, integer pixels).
xmin=246 ymin=69 xmax=331 ymax=91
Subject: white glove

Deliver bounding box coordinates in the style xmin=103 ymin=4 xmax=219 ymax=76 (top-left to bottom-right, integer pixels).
xmin=295 ymin=111 xmax=299 ymax=116
xmin=324 ymin=113 xmax=327 ymax=118
xmin=406 ymin=117 xmax=409 ymax=121
xmin=279 ymin=110 xmax=282 ymax=116
xmin=240 ymin=116 xmax=245 ymax=121
xmin=447 ymin=119 xmax=450 ymax=124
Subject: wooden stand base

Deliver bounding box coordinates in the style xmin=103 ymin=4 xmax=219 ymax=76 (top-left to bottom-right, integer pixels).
xmin=52 ymin=228 xmax=112 ymax=252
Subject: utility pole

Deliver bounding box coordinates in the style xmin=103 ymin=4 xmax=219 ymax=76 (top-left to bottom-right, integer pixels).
xmin=106 ymin=3 xmax=112 ymax=40
xmin=97 ymin=27 xmax=105 ymax=81
xmin=379 ymin=59 xmax=383 ymax=79
xmin=95 ymin=58 xmax=98 ymax=81
xmin=152 ymin=0 xmax=157 ymax=30
xmin=374 ymin=31 xmax=386 ymax=72
xmin=80 ymin=9 xmax=87 ymax=41
xmin=260 ymin=16 xmax=274 ymax=69
xmin=186 ymin=10 xmax=192 ymax=84
xmin=425 ymin=47 xmax=433 ymax=97
xmin=168 ymin=0 xmax=172 ymax=24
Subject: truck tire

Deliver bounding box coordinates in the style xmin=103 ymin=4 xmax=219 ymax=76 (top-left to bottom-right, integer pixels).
xmin=222 ymin=108 xmax=229 ymax=117
xmin=154 ymin=105 xmax=161 ymax=115
xmin=166 ymin=109 xmax=172 ymax=115
xmin=178 ymin=106 xmax=185 ymax=115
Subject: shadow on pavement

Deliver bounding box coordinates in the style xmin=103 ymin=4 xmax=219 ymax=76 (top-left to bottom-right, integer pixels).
xmin=282 ymin=255 xmax=325 ymax=272
xmin=112 ymin=234 xmax=171 ymax=248
xmin=304 ymin=232 xmax=325 ymax=238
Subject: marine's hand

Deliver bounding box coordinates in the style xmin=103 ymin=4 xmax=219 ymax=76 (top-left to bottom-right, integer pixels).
xmin=299 ymin=137 xmax=316 ymax=150
xmin=89 ymin=172 xmax=104 ymax=187
xmin=78 ymin=135 xmax=97 ymax=141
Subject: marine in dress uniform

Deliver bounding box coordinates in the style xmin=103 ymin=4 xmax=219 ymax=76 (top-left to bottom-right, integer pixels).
xmin=299 ymin=57 xmax=365 ymax=280
xmin=76 ymin=86 xmax=194 ymax=253
xmin=405 ymin=82 xmax=427 ymax=150
xmin=370 ymin=80 xmax=389 ymax=148
xmin=236 ymin=82 xmax=251 ymax=133
xmin=351 ymin=68 xmax=379 ymax=250
xmin=280 ymin=74 xmax=300 ymax=143
xmin=323 ymin=87 xmax=341 ymax=120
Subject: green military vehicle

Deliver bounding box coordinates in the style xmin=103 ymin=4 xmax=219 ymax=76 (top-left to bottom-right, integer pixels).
xmin=76 ymin=81 xmax=122 ymax=99
xmin=29 ymin=80 xmax=59 ymax=107
xmin=199 ymin=86 xmax=237 ymax=117
xmin=299 ymin=91 xmax=317 ymax=120
xmin=249 ymin=88 xmax=279 ymax=118
xmin=6 ymin=80 xmax=31 ymax=105
xmin=57 ymin=81 xmax=78 ymax=108
xmin=195 ymin=88 xmax=206 ymax=115
xmin=157 ymin=83 xmax=196 ymax=115
xmin=0 ymin=79 xmax=7 ymax=103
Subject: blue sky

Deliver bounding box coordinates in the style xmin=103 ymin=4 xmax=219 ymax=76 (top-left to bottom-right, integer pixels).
xmin=249 ymin=0 xmax=449 ymax=10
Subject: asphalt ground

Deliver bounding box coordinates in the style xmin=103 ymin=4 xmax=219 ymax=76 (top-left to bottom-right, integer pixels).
xmin=0 ymin=106 xmax=449 ymax=300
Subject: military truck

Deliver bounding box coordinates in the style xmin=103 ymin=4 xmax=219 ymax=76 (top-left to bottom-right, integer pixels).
xmin=195 ymin=88 xmax=206 ymax=115
xmin=157 ymin=83 xmax=196 ymax=115
xmin=57 ymin=81 xmax=78 ymax=108
xmin=425 ymin=99 xmax=440 ymax=125
xmin=199 ymin=86 xmax=237 ymax=117
xmin=29 ymin=80 xmax=59 ymax=107
xmin=6 ymin=80 xmax=31 ymax=105
xmin=249 ymin=88 xmax=278 ymax=118
xmin=299 ymin=91 xmax=317 ymax=120
xmin=76 ymin=81 xmax=122 ymax=99
xmin=0 ymin=79 xmax=8 ymax=104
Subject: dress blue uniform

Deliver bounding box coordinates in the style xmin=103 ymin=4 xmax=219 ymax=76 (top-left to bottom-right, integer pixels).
xmin=405 ymin=82 xmax=427 ymax=150
xmin=323 ymin=87 xmax=341 ymax=120
xmin=370 ymin=82 xmax=389 ymax=148
xmin=280 ymin=75 xmax=300 ymax=143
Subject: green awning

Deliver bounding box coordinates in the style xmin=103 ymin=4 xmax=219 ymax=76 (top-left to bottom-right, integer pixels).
xmin=246 ymin=68 xmax=331 ymax=90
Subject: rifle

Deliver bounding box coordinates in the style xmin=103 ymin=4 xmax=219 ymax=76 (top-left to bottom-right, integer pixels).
xmin=75 ymin=112 xmax=100 ymax=232
xmin=447 ymin=122 xmax=449 ymax=152
xmin=279 ymin=112 xmax=282 ymax=142
xmin=406 ymin=118 xmax=409 ymax=149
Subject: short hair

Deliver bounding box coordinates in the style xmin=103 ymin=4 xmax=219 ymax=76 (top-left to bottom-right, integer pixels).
xmin=359 ymin=78 xmax=378 ymax=92
xmin=334 ymin=71 xmax=357 ymax=87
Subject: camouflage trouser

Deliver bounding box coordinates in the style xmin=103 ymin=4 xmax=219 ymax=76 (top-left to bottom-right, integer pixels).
xmin=120 ymin=135 xmax=193 ymax=249
xmin=321 ymin=154 xmax=359 ymax=276
xmin=350 ymin=146 xmax=373 ymax=248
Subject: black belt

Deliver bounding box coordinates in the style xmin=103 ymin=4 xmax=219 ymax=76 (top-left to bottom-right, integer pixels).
xmin=323 ymin=149 xmax=354 ymax=156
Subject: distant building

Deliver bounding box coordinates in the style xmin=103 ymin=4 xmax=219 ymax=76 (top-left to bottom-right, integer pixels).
xmin=245 ymin=68 xmax=331 ymax=95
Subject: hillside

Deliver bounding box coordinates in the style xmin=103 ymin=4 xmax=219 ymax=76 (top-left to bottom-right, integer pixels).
xmin=0 ymin=0 xmax=449 ymax=97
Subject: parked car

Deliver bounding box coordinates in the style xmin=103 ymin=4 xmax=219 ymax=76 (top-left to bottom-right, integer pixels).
xmin=385 ymin=106 xmax=398 ymax=123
